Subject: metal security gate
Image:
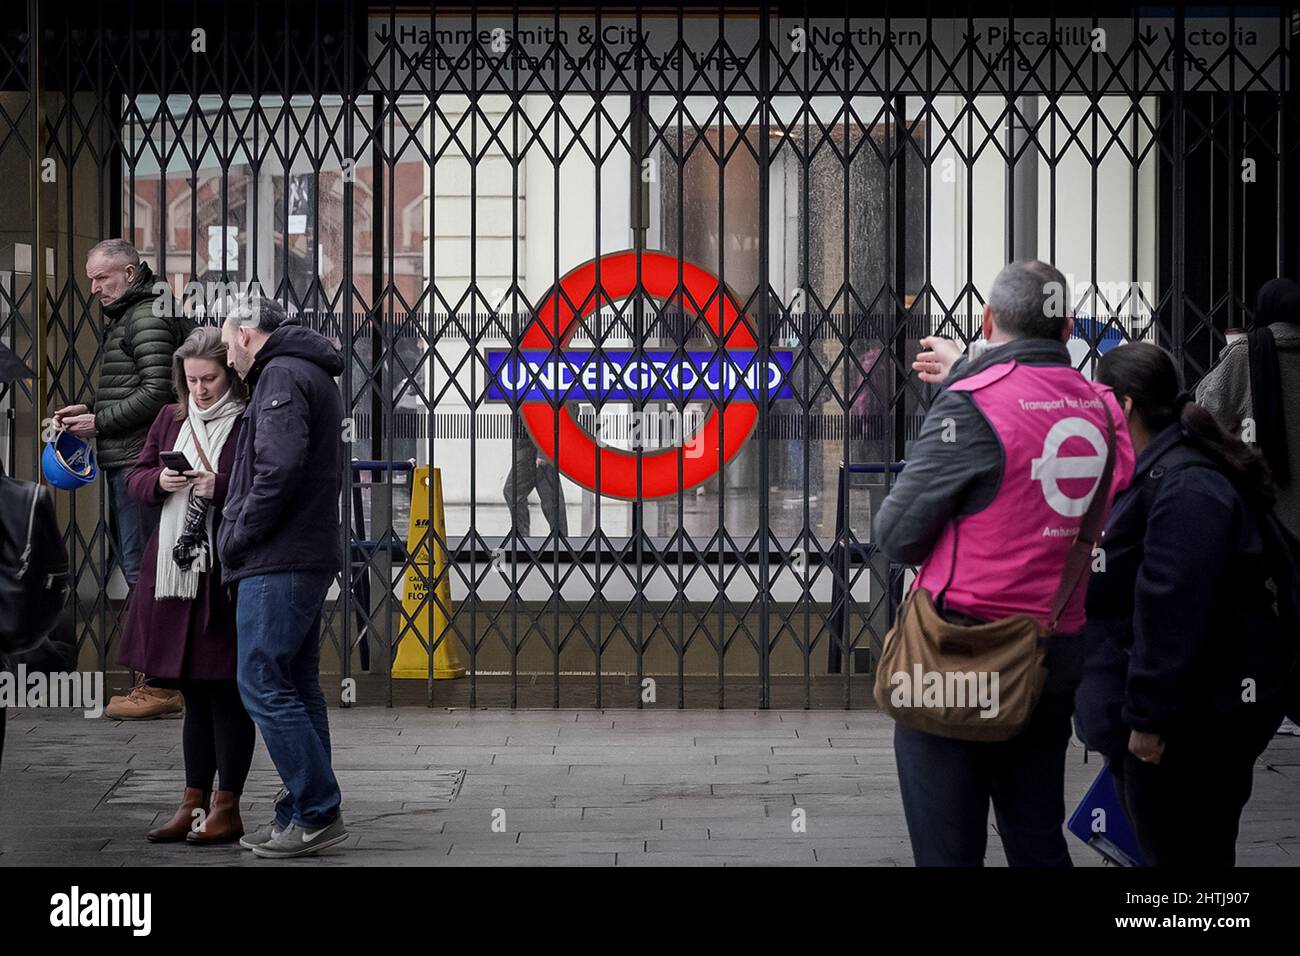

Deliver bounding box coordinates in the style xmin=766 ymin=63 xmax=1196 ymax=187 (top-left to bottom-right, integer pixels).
xmin=0 ymin=2 xmax=1296 ymax=708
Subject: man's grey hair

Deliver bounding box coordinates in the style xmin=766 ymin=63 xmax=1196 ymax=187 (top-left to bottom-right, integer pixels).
xmin=223 ymin=296 xmax=289 ymax=334
xmin=987 ymin=260 xmax=1071 ymax=340
xmin=86 ymin=238 xmax=140 ymax=267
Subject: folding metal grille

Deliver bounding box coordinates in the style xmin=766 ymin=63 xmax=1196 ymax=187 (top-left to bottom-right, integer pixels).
xmin=0 ymin=2 xmax=1296 ymax=708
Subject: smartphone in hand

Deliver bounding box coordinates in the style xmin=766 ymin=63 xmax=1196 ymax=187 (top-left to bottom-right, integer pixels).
xmin=159 ymin=450 xmax=195 ymax=473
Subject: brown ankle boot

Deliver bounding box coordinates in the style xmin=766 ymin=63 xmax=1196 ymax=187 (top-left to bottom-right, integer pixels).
xmin=187 ymin=790 xmax=245 ymax=845
xmin=147 ymin=787 xmax=210 ymax=843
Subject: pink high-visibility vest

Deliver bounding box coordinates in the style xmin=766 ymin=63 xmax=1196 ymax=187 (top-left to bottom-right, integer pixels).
xmin=912 ymin=360 xmax=1135 ymax=632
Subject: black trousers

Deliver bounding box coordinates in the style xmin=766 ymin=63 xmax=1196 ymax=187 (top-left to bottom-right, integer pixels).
xmin=1110 ymin=709 xmax=1281 ymax=867
xmin=895 ymin=691 xmax=1076 ymax=866
xmin=892 ymin=631 xmax=1094 ymax=867
xmin=180 ymin=680 xmax=255 ymax=794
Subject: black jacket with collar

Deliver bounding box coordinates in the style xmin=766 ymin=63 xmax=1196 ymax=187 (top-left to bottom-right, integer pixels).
xmin=1074 ymin=424 xmax=1289 ymax=758
xmin=217 ymin=322 xmax=345 ymax=584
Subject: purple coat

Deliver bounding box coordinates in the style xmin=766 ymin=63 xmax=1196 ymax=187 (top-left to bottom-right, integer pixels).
xmin=116 ymin=407 xmax=244 ymax=680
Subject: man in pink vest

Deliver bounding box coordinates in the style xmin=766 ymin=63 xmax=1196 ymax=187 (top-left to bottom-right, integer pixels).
xmin=874 ymin=260 xmax=1136 ymax=866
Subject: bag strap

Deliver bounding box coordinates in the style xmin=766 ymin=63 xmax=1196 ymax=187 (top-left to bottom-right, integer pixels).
xmin=17 ymin=482 xmax=40 ymax=578
xmin=1044 ymin=400 xmax=1118 ymax=634
xmin=190 ymin=437 xmax=215 ymax=474
xmin=182 ymin=414 xmax=217 ymax=473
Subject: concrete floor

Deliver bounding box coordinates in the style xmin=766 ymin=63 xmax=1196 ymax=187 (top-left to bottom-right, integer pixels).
xmin=2 ymin=706 xmax=1297 ymax=866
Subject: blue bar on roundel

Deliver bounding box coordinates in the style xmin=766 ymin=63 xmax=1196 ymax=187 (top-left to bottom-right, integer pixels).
xmin=484 ymin=349 xmax=796 ymax=403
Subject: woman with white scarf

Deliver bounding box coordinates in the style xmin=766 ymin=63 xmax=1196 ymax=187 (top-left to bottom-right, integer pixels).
xmin=117 ymin=327 xmax=253 ymax=846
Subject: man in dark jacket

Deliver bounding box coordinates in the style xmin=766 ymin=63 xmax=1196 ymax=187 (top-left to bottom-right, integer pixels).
xmin=1196 ymin=278 xmax=1300 ymax=537
xmin=53 ymin=238 xmax=186 ymax=719
xmin=218 ymin=297 xmax=348 ymax=858
xmin=1195 ymin=278 xmax=1300 ymax=737
xmin=2 ymin=345 xmax=78 ymax=768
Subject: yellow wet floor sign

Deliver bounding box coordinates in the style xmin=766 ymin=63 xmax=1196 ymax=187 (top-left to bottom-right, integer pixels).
xmin=392 ymin=466 xmax=466 ymax=679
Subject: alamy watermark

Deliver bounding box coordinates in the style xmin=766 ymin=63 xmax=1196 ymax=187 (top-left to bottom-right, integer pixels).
xmin=49 ymin=886 xmax=150 ymax=936
xmin=152 ymin=278 xmax=270 ymax=320
xmin=1043 ymin=274 xmax=1155 ymax=319
xmin=580 ymin=404 xmax=707 ymax=458
xmin=0 ymin=665 xmax=104 ymax=718
xmin=888 ymin=664 xmax=1001 ymax=719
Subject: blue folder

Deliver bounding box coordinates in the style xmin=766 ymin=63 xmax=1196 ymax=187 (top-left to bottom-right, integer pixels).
xmin=1067 ymin=765 xmax=1144 ymax=867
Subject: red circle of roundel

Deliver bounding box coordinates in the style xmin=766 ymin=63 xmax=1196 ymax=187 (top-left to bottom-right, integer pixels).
xmin=519 ymin=250 xmax=758 ymax=500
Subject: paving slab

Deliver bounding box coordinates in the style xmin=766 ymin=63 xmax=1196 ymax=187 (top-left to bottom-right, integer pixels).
xmin=1 ymin=707 xmax=1297 ymax=867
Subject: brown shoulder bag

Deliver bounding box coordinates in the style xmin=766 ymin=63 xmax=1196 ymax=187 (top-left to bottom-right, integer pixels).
xmin=872 ymin=406 xmax=1116 ymax=742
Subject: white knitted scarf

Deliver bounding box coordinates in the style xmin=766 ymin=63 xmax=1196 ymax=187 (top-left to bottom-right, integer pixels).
xmin=155 ymin=388 xmax=244 ymax=599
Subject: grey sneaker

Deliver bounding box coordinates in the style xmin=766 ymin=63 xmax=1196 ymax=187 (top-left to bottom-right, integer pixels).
xmin=239 ymin=822 xmax=285 ymax=851
xmin=250 ymin=815 xmax=348 ymax=859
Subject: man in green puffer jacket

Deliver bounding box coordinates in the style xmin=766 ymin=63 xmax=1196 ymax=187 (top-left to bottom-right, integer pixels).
xmin=53 ymin=238 xmax=188 ymax=719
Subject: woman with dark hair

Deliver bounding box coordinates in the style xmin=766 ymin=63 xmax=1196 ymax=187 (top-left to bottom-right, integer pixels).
xmin=1076 ymin=341 xmax=1292 ymax=866
xmin=117 ymin=326 xmax=252 ymax=845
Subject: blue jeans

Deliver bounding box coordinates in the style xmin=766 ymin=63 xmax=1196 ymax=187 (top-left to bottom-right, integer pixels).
xmin=106 ymin=466 xmax=161 ymax=588
xmin=893 ymin=692 xmax=1076 ymax=867
xmin=236 ymin=571 xmax=340 ymax=829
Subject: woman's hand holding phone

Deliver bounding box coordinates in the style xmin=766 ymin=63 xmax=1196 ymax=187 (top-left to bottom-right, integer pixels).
xmin=159 ymin=468 xmax=191 ymax=493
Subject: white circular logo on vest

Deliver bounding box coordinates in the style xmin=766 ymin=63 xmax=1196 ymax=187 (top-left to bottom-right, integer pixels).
xmin=1030 ymin=417 xmax=1107 ymax=517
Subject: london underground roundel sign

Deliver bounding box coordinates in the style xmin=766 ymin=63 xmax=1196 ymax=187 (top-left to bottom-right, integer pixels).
xmin=485 ymin=251 xmax=794 ymax=500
